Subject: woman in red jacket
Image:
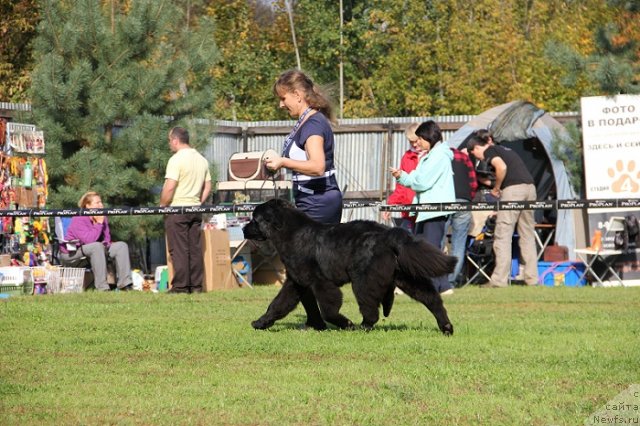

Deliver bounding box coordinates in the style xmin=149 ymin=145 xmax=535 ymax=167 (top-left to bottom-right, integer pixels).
xmin=382 ymin=123 xmax=420 ymax=232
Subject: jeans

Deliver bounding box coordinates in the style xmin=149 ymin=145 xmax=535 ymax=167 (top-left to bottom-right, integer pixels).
xmin=415 ymin=216 xmax=452 ymax=293
xmin=446 ymin=209 xmax=472 ymax=285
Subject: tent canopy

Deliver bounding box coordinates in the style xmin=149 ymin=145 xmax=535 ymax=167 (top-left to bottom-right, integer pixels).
xmin=447 ymin=100 xmax=579 ymax=257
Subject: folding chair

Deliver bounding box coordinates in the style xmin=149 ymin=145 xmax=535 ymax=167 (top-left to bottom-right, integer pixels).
xmin=462 ymin=215 xmax=497 ymax=286
xmin=464 ymin=234 xmax=494 ymax=286
xmin=51 ymin=217 xmax=86 ymax=266
xmin=51 ymin=217 xmax=94 ymax=289
xmin=463 ymin=215 xmax=521 ymax=287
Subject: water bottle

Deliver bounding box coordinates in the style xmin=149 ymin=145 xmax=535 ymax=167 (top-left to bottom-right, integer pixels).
xmin=23 ymin=161 xmax=32 ymax=189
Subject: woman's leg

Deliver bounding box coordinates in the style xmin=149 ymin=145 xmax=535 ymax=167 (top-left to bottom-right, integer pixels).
xmin=108 ymin=241 xmax=133 ymax=289
xmin=415 ymin=217 xmax=452 ymax=293
xmin=81 ymin=242 xmax=109 ymax=291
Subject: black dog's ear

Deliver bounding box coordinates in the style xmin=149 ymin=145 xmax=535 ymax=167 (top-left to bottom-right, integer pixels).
xmin=262 ymin=201 xmax=286 ymax=232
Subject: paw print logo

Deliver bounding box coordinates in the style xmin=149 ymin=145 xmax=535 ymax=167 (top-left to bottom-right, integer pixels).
xmin=608 ymin=160 xmax=640 ymax=193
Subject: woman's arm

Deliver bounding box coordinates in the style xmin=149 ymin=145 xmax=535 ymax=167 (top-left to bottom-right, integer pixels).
xmin=265 ymin=136 xmax=326 ymax=176
xmin=398 ymin=151 xmax=449 ymax=192
xmin=490 ymin=156 xmax=507 ymax=197
xmin=66 ymin=216 xmax=105 ymax=245
xmin=102 ymin=217 xmax=112 ymax=246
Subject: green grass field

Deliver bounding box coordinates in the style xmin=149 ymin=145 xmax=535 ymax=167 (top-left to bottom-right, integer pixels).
xmin=1 ymin=285 xmax=638 ymax=425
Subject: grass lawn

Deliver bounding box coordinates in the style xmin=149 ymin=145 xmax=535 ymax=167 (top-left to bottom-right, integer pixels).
xmin=1 ymin=284 xmax=638 ymax=425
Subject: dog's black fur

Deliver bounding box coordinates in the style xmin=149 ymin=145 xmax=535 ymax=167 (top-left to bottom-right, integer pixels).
xmin=242 ymin=199 xmax=456 ymax=335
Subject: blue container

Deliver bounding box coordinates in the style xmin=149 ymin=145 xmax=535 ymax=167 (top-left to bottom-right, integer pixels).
xmin=537 ymin=261 xmax=587 ymax=287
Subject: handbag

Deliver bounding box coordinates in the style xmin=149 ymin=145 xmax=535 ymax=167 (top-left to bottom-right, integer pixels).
xmin=228 ymin=150 xmax=280 ymax=181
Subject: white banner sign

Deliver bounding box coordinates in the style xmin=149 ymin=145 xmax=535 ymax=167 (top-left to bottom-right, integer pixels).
xmin=580 ymin=95 xmax=640 ymax=287
xmin=581 ymin=95 xmax=640 ymax=198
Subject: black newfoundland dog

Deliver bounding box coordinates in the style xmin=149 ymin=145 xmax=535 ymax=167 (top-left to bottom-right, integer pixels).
xmin=242 ymin=199 xmax=456 ymax=335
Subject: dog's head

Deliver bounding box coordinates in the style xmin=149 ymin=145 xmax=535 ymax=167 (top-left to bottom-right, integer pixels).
xmin=242 ymin=199 xmax=294 ymax=241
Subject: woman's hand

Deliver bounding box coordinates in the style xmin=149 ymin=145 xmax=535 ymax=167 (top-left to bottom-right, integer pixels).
xmin=264 ymin=154 xmax=285 ymax=172
xmin=389 ymin=167 xmax=401 ymax=179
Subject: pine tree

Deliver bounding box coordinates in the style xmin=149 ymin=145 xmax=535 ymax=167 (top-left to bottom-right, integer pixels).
xmin=29 ymin=0 xmax=219 ymax=245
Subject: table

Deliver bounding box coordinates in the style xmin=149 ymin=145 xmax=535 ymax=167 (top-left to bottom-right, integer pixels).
xmin=216 ymin=180 xmax=293 ymax=191
xmin=216 ymin=180 xmax=293 ymax=202
xmin=574 ymin=248 xmax=626 ymax=287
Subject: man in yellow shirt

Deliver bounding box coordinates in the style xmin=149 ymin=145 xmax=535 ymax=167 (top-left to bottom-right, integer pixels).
xmin=160 ymin=126 xmax=212 ymax=293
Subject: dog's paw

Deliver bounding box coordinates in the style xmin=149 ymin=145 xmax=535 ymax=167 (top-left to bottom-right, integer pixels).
xmin=441 ymin=323 xmax=454 ymax=336
xmin=360 ymin=323 xmax=374 ymax=332
xmin=251 ymin=318 xmax=272 ymax=330
xmin=343 ymin=320 xmax=357 ymax=330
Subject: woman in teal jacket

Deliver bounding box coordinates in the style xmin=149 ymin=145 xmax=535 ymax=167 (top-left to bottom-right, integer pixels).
xmin=390 ymin=120 xmax=455 ymax=294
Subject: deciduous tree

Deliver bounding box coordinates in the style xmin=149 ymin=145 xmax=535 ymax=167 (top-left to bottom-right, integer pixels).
xmin=0 ymin=0 xmax=39 ymax=102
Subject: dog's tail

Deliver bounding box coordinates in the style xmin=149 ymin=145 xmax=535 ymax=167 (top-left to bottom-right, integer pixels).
xmin=389 ymin=228 xmax=457 ymax=279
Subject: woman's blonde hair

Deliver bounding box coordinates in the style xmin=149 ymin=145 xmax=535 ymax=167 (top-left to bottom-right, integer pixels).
xmin=78 ymin=191 xmax=100 ymax=208
xmin=404 ymin=123 xmax=419 ymax=141
xmin=273 ymin=69 xmax=336 ymax=123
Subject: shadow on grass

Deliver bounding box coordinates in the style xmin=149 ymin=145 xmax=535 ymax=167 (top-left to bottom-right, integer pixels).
xmin=259 ymin=314 xmax=442 ymax=334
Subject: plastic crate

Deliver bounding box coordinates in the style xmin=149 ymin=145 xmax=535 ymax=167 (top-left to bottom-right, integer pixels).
xmin=59 ymin=267 xmax=86 ymax=293
xmin=0 ymin=266 xmax=26 ymax=285
xmin=44 ymin=266 xmax=86 ymax=294
xmin=0 ymin=283 xmax=24 ymax=296
xmin=0 ymin=267 xmax=33 ymax=296
xmin=538 ymin=261 xmax=587 ymax=287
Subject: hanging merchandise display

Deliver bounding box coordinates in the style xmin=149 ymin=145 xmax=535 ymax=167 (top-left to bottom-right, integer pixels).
xmin=6 ymin=122 xmax=45 ymax=155
xmin=0 ymin=119 xmax=52 ymax=267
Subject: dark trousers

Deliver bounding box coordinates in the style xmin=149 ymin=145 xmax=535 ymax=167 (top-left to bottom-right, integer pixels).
xmin=415 ymin=216 xmax=452 ymax=293
xmin=165 ymin=213 xmax=204 ymax=293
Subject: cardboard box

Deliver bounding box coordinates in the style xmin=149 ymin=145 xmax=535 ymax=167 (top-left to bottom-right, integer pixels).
xmin=166 ymin=229 xmax=237 ymax=291
xmin=251 ymin=251 xmax=286 ymax=285
xmin=201 ymin=229 xmax=237 ymax=291
xmin=0 ymin=254 xmax=11 ymax=267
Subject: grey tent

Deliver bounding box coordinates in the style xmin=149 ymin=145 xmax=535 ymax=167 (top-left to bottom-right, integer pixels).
xmin=447 ymin=100 xmax=582 ymax=259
